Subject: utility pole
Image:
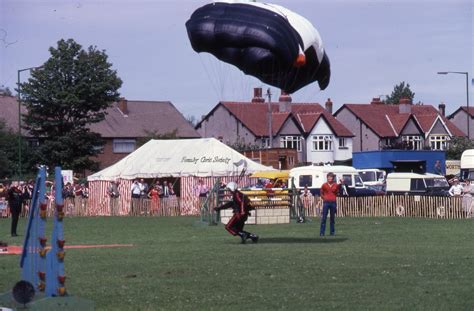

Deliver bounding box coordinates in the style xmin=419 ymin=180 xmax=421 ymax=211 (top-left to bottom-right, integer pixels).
xmin=437 ymin=71 xmax=470 ymax=139
xmin=17 ymin=66 xmax=43 ymax=180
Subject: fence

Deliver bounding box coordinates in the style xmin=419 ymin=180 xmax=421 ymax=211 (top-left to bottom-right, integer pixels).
xmin=1 ymin=195 xmax=472 ymax=219
xmin=303 ymin=195 xmax=471 ymax=219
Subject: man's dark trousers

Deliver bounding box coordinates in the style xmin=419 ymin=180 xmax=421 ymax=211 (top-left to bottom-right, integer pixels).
xmin=10 ymin=205 xmax=21 ymax=235
xmin=320 ymin=201 xmax=336 ymax=236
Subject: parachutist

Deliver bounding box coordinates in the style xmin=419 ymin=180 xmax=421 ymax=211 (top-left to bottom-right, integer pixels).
xmin=214 ymin=182 xmax=259 ymax=244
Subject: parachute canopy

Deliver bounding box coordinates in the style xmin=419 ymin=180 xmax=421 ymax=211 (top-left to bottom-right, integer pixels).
xmin=186 ymin=0 xmax=330 ymax=94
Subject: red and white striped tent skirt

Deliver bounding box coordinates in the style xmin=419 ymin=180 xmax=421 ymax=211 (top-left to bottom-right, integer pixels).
xmin=87 ymin=175 xmax=252 ymax=216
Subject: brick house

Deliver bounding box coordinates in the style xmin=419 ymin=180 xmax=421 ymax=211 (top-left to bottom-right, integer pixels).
xmin=448 ymin=106 xmax=473 ymax=138
xmin=334 ymin=98 xmax=464 ymax=152
xmin=196 ymin=88 xmax=354 ymax=164
xmin=0 ymin=95 xmax=200 ymax=170
xmin=89 ymin=98 xmax=200 ymax=169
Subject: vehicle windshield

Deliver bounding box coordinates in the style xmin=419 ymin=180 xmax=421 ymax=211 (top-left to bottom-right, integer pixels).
xmin=359 ymin=171 xmax=376 ymax=182
xmin=424 ymin=178 xmax=449 ymax=188
xmin=376 ymin=171 xmax=385 ymax=180
xmin=354 ymin=175 xmax=364 ymax=187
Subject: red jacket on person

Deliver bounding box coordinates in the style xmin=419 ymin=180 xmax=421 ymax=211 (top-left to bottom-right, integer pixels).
xmin=320 ymin=182 xmax=341 ymax=202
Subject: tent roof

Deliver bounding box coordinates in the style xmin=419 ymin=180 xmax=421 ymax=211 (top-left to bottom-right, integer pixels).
xmin=88 ymin=138 xmax=274 ymax=181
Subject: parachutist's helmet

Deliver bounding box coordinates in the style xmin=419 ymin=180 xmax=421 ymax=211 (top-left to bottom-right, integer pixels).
xmin=226 ymin=182 xmax=238 ymax=192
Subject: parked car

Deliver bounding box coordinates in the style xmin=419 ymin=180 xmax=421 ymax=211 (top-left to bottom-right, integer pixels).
xmin=385 ymin=172 xmax=450 ymax=196
xmin=289 ymin=165 xmax=380 ymax=196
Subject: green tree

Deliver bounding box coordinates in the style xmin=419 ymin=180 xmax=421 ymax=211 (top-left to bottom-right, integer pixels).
xmin=0 ymin=86 xmax=13 ymax=96
xmin=0 ymin=120 xmax=35 ymax=179
xmin=446 ymin=136 xmax=474 ymax=160
xmin=137 ymin=129 xmax=179 ymax=147
xmin=20 ymin=39 xmax=122 ymax=172
xmin=385 ymin=82 xmax=415 ymax=104
xmin=226 ymin=137 xmax=261 ymax=152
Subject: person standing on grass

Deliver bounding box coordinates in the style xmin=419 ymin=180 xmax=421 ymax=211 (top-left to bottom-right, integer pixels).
xmin=462 ymin=179 xmax=474 ymax=216
xmin=108 ymin=180 xmax=120 ymax=216
xmin=148 ymin=184 xmax=160 ymax=215
xmin=448 ymin=179 xmax=463 ymax=197
xmin=131 ymin=179 xmax=142 ymax=199
xmin=214 ymin=182 xmax=258 ymax=244
xmin=300 ymin=185 xmax=315 ymax=216
xmin=320 ymin=173 xmax=343 ymax=236
xmin=7 ymin=182 xmax=25 ymax=237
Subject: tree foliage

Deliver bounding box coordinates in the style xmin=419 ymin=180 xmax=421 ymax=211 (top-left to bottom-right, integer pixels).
xmin=446 ymin=136 xmax=474 ymax=160
xmin=20 ymin=39 xmax=122 ymax=172
xmin=385 ymin=82 xmax=415 ymax=104
xmin=226 ymin=137 xmax=261 ymax=152
xmin=0 ymin=120 xmax=35 ymax=179
xmin=0 ymin=86 xmax=13 ymax=96
xmin=137 ymin=129 xmax=179 ymax=148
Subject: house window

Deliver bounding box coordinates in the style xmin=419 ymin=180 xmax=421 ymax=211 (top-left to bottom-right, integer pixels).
xmin=113 ymin=139 xmax=136 ymax=153
xmin=429 ymin=135 xmax=450 ymax=150
xmin=312 ymin=135 xmax=333 ymax=151
xmin=338 ymin=138 xmax=347 ymax=149
xmin=261 ymin=138 xmax=270 ymax=148
xmin=401 ymin=135 xmax=423 ymax=150
xmin=280 ymin=136 xmax=302 ymax=151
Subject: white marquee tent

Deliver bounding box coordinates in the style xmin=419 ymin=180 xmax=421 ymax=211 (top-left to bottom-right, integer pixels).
xmin=88 ymin=138 xmax=273 ymax=180
xmin=87 ymin=138 xmax=274 ymax=215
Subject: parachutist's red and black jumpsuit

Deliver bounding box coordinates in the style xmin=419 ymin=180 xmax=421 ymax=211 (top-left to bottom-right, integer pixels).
xmin=215 ymin=190 xmax=254 ymax=237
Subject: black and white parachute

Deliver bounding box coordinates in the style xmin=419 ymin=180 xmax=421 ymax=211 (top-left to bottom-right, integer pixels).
xmin=186 ymin=0 xmax=330 ymax=94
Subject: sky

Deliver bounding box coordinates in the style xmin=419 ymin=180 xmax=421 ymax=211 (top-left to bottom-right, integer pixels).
xmin=0 ymin=0 xmax=473 ymax=119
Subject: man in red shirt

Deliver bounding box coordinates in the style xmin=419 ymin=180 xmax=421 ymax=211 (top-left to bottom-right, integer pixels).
xmin=320 ymin=173 xmax=342 ymax=236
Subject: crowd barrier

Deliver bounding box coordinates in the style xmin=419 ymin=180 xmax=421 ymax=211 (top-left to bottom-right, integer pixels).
xmin=0 ymin=195 xmax=472 ymax=219
xmin=302 ymin=195 xmax=471 ymax=219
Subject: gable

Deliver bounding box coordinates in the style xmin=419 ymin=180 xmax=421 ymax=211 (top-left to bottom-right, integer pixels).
xmin=278 ymin=117 xmax=301 ymax=135
xmin=309 ymin=116 xmax=333 ymax=135
xmin=429 ymin=119 xmax=449 ymax=135
xmin=400 ymin=118 xmax=423 ymax=136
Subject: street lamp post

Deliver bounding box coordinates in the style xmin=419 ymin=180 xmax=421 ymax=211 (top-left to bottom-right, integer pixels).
xmin=437 ymin=71 xmax=470 ymax=139
xmin=266 ymin=88 xmax=273 ymax=149
xmin=17 ymin=66 xmax=42 ymax=180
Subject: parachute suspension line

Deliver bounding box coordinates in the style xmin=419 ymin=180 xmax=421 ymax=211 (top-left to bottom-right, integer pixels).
xmin=284 ymin=65 xmax=302 ymax=97
xmin=198 ymin=53 xmax=221 ymax=100
xmin=207 ymin=53 xmax=224 ymax=99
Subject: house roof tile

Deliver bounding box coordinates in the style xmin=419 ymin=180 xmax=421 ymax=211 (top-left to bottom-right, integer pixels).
xmin=221 ymin=102 xmax=353 ymax=137
xmin=340 ymin=103 xmax=464 ymax=137
xmin=90 ymin=100 xmax=200 ymax=138
xmin=0 ymin=95 xmax=200 ymax=138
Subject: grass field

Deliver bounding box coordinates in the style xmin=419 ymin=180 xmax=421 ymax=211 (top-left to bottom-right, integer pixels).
xmin=1 ymin=216 xmax=473 ymax=310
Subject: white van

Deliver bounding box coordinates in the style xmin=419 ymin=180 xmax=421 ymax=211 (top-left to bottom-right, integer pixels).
xmin=460 ymin=149 xmax=474 ymax=180
xmin=357 ymin=169 xmax=386 ymax=187
xmin=385 ymin=172 xmax=450 ymax=196
xmin=289 ymin=165 xmax=377 ymax=196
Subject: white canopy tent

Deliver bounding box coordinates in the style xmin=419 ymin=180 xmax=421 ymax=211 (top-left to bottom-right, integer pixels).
xmin=86 ymin=138 xmax=274 ymax=216
xmin=88 ymin=138 xmax=274 ymax=181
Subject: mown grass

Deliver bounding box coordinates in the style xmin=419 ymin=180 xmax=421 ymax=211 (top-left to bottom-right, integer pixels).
xmin=1 ymin=216 xmax=473 ymax=310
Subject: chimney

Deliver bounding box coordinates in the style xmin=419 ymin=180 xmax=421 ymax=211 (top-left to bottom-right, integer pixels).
xmin=398 ymin=97 xmax=412 ymax=114
xmin=370 ymin=97 xmax=383 ymax=105
xmin=438 ymin=102 xmax=446 ymax=117
xmin=118 ymin=97 xmax=128 ymax=114
xmin=278 ymin=90 xmax=292 ymax=112
xmin=251 ymin=87 xmax=265 ymax=103
xmin=325 ymin=98 xmax=333 ymax=114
